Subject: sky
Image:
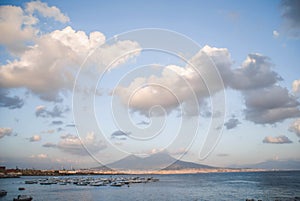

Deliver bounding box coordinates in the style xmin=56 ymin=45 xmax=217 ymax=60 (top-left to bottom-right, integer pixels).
xmin=0 ymin=0 xmax=300 ymax=170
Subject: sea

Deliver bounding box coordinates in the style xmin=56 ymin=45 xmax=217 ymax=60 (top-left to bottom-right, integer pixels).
xmin=0 ymin=171 xmax=300 ymax=201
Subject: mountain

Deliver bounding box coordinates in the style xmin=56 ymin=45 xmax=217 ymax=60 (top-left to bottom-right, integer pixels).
xmin=234 ymin=160 xmax=300 ymax=170
xmin=95 ymin=152 xmax=215 ymax=171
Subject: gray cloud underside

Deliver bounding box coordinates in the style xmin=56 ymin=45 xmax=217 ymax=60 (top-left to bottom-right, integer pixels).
xmin=280 ymin=0 xmax=300 ymax=38
xmin=224 ymin=118 xmax=241 ymax=129
xmin=0 ymin=89 xmax=24 ymax=109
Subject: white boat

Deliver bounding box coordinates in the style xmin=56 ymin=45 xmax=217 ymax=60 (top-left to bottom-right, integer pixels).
xmin=25 ymin=180 xmax=38 ymax=184
xmin=110 ymin=182 xmax=123 ymax=187
xmin=13 ymin=195 xmax=33 ymax=201
xmin=90 ymin=181 xmax=105 ymax=186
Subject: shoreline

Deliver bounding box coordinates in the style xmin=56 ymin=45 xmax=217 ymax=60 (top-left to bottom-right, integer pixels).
xmin=1 ymin=168 xmax=300 ymax=178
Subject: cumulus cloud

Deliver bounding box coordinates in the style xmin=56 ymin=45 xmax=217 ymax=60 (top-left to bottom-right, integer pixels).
xmin=289 ymin=118 xmax=300 ymax=137
xmin=0 ymin=5 xmax=37 ymax=54
xmin=0 ymin=1 xmax=69 ymax=55
xmin=35 ymin=105 xmax=69 ymax=118
xmin=0 ymin=128 xmax=13 ymax=139
xmin=29 ymin=135 xmax=41 ymax=142
xmin=114 ymin=45 xmax=284 ymax=119
xmin=114 ymin=46 xmax=229 ymax=117
xmin=44 ymin=132 xmax=106 ymax=156
xmin=25 ymin=1 xmax=69 ymax=23
xmin=228 ymin=54 xmax=282 ymax=90
xmin=243 ymin=86 xmax=300 ymax=124
xmin=292 ymin=79 xmax=300 ymax=95
xmin=224 ymin=117 xmax=241 ymax=129
xmin=0 ymin=2 xmax=140 ymax=103
xmin=0 ymin=89 xmax=24 ymax=109
xmin=263 ymin=135 xmax=293 ymax=144
xmin=273 ymin=30 xmax=280 ymax=38
xmin=280 ymin=0 xmax=300 ymax=38
xmin=0 ymin=25 xmax=140 ymax=101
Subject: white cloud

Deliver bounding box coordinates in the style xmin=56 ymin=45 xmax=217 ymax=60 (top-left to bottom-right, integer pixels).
xmin=115 ymin=46 xmax=230 ymax=117
xmin=114 ymin=46 xmax=284 ymax=119
xmin=0 ymin=5 xmax=37 ymax=54
xmin=29 ymin=135 xmax=41 ymax=142
xmin=25 ymin=1 xmax=69 ymax=23
xmin=0 ymin=1 xmax=69 ymax=55
xmin=292 ymin=79 xmax=300 ymax=95
xmin=30 ymin=153 xmax=48 ymax=159
xmin=44 ymin=132 xmax=106 ymax=156
xmin=0 ymin=128 xmax=13 ymax=139
xmin=273 ymin=30 xmax=280 ymax=38
xmin=263 ymin=135 xmax=293 ymax=144
xmin=0 ymin=25 xmax=140 ymax=102
xmin=35 ymin=105 xmax=69 ymax=118
xmin=289 ymin=118 xmax=300 ymax=137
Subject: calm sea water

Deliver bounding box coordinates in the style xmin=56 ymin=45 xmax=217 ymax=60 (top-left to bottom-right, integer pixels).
xmin=0 ymin=171 xmax=299 ymax=201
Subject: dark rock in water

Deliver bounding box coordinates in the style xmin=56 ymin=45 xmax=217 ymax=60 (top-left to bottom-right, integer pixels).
xmin=18 ymin=187 xmax=25 ymax=191
xmin=0 ymin=190 xmax=7 ymax=197
xmin=245 ymin=199 xmax=255 ymax=201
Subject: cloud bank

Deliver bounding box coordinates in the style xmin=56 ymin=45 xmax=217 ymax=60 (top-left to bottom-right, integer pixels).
xmin=263 ymin=135 xmax=293 ymax=144
xmin=43 ymin=132 xmax=106 ymax=156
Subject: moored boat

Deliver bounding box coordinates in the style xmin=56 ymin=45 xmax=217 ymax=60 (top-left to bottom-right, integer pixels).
xmin=13 ymin=195 xmax=33 ymax=201
xmin=25 ymin=180 xmax=38 ymax=184
xmin=110 ymin=182 xmax=123 ymax=187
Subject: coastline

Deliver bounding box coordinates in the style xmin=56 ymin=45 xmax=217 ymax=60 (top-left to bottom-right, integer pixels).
xmin=1 ymin=168 xmax=299 ymax=178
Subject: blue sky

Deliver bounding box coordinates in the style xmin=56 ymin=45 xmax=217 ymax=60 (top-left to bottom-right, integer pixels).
xmin=0 ymin=0 xmax=300 ymax=169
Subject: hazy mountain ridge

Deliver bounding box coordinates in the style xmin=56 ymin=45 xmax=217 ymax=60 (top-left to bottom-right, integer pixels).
xmin=94 ymin=153 xmax=216 ymax=171
xmin=231 ymin=159 xmax=300 ymax=170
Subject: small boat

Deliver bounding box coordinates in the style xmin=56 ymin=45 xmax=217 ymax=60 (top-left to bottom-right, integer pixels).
xmin=110 ymin=182 xmax=123 ymax=187
xmin=76 ymin=182 xmax=88 ymax=186
xmin=40 ymin=181 xmax=52 ymax=185
xmin=18 ymin=187 xmax=25 ymax=191
xmin=90 ymin=181 xmax=104 ymax=186
xmin=0 ymin=190 xmax=7 ymax=197
xmin=13 ymin=195 xmax=33 ymax=201
xmin=25 ymin=180 xmax=38 ymax=184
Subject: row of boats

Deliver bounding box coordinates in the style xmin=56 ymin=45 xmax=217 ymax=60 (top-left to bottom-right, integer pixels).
xmin=24 ymin=176 xmax=159 ymax=187
xmin=1 ymin=176 xmax=159 ymax=200
xmin=1 ymin=190 xmax=32 ymax=201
